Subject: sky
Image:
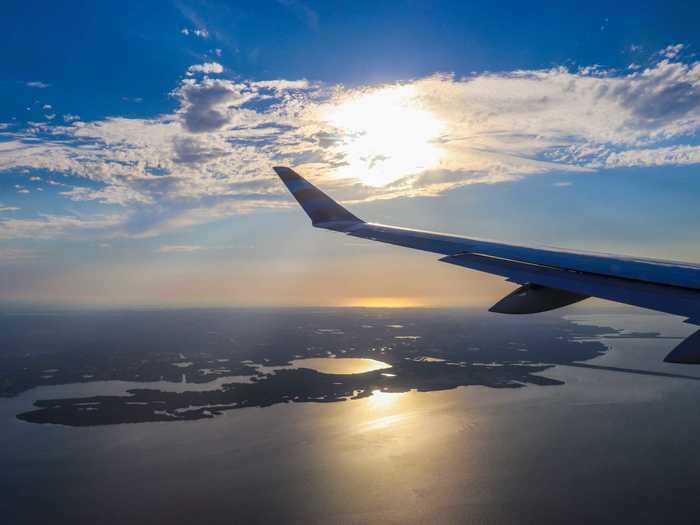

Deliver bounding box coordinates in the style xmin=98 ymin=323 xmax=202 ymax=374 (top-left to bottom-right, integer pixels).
xmin=1 ymin=0 xmax=700 ymax=307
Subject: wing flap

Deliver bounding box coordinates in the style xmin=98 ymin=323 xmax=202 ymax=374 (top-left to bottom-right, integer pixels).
xmin=489 ymin=283 xmax=589 ymax=314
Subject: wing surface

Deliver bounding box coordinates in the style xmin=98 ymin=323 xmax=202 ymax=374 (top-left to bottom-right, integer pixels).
xmin=274 ymin=167 xmax=700 ymax=362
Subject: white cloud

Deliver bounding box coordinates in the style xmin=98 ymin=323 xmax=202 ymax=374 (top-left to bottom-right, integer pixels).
xmin=2 ymin=46 xmax=700 ymax=240
xmin=43 ymin=104 xmax=52 ymax=110
xmin=0 ymin=212 xmax=126 ymax=241
xmin=252 ymin=79 xmax=311 ymax=90
xmin=63 ymin=114 xmax=80 ymax=123
xmin=26 ymin=81 xmax=50 ymax=88
xmin=0 ymin=205 xmax=20 ymax=213
xmin=603 ymin=145 xmax=700 ymax=168
xmin=181 ymin=27 xmax=209 ymax=38
xmin=661 ymin=43 xmax=684 ymax=59
xmin=60 ymin=185 xmax=153 ymax=206
xmin=186 ymin=62 xmax=224 ymax=76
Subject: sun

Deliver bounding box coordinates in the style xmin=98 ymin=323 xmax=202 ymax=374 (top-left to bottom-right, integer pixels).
xmin=324 ymin=85 xmax=444 ymax=187
xmin=340 ymin=296 xmax=425 ymax=308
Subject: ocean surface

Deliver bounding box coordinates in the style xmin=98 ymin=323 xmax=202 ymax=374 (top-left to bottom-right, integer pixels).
xmin=1 ymin=307 xmax=700 ymax=524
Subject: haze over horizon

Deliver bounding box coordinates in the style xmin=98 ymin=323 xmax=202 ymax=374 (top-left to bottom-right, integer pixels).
xmin=2 ymin=0 xmax=700 ymax=307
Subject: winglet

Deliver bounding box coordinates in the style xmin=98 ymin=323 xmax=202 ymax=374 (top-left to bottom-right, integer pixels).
xmin=274 ymin=166 xmax=364 ymax=231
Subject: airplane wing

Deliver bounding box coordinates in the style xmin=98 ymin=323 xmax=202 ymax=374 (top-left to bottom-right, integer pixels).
xmin=274 ymin=166 xmax=700 ymax=363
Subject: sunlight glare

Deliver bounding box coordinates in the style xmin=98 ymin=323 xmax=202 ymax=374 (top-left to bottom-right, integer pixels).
xmin=340 ymin=297 xmax=425 ymax=308
xmin=326 ymin=85 xmax=444 ymax=187
xmin=367 ymin=389 xmax=406 ymax=410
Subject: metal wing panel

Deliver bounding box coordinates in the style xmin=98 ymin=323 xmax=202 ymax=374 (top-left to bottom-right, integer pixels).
xmin=440 ymin=253 xmax=700 ymax=321
xmin=348 ymin=223 xmax=700 ymax=291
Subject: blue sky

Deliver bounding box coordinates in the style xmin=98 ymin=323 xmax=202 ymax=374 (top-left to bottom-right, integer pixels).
xmin=1 ymin=0 xmax=700 ymax=306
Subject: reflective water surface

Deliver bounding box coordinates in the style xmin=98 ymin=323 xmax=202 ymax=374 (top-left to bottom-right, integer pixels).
xmin=2 ymin=308 xmax=700 ymax=524
xmin=258 ymin=357 xmax=392 ymax=375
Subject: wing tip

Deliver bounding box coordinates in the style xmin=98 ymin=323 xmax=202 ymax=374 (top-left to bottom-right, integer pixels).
xmin=273 ymin=166 xmax=363 ymax=229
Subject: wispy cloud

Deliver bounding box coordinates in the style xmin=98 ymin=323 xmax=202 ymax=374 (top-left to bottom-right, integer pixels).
xmin=157 ymin=244 xmax=208 ymax=253
xmin=181 ymin=27 xmax=209 ymax=38
xmin=660 ymin=43 xmax=685 ymax=59
xmin=0 ymin=212 xmax=126 ymax=241
xmin=26 ymin=81 xmax=50 ymax=89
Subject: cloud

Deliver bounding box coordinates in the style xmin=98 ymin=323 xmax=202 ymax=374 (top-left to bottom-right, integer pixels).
xmin=2 ymin=46 xmax=700 ymax=240
xmin=603 ymin=145 xmax=700 ymax=168
xmin=252 ymin=79 xmax=311 ymax=91
xmin=181 ymin=27 xmax=209 ymax=38
xmin=186 ymin=62 xmax=224 ymax=76
xmin=63 ymin=114 xmax=80 ymax=123
xmin=0 ymin=248 xmax=36 ymax=264
xmin=173 ymin=78 xmax=257 ymax=132
xmin=60 ymin=185 xmax=153 ymax=206
xmin=157 ymin=244 xmax=207 ymax=253
xmin=661 ymin=43 xmax=684 ymax=59
xmin=26 ymin=81 xmax=50 ymax=89
xmin=0 ymin=212 xmax=126 ymax=241
xmin=172 ymin=136 xmax=228 ymax=164
xmin=0 ymin=205 xmax=20 ymax=213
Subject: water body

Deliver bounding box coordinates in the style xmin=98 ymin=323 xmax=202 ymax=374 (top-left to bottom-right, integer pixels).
xmin=257 ymin=357 xmax=392 ymax=375
xmin=2 ymin=308 xmax=700 ymax=524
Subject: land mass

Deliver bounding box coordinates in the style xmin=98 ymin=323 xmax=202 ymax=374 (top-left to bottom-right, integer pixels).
xmin=0 ymin=308 xmax=626 ymax=426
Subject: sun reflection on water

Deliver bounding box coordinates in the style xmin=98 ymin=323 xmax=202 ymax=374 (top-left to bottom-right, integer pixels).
xmin=367 ymin=389 xmax=406 ymax=408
